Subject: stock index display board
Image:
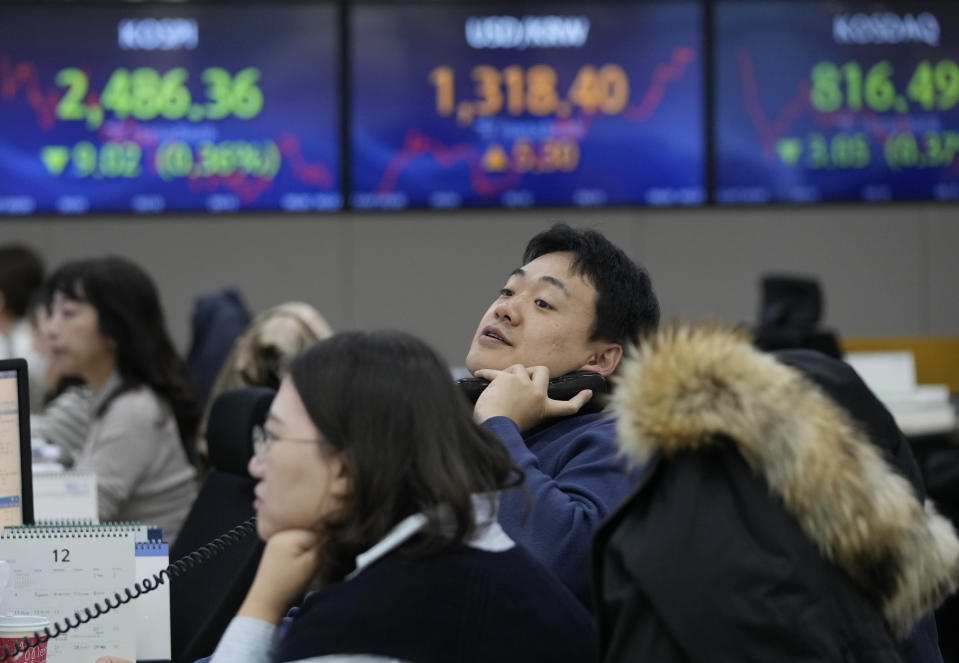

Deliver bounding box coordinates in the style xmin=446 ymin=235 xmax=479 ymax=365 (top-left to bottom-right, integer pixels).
xmin=715 ymin=1 xmax=959 ymax=204
xmin=0 ymin=3 xmax=341 ymax=214
xmin=350 ymin=2 xmax=705 ymax=209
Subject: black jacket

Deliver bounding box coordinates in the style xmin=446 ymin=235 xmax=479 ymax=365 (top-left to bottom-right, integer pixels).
xmin=594 ymin=326 xmax=959 ymax=663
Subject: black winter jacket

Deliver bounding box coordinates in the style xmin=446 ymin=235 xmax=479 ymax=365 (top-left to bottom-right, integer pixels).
xmin=594 ymin=326 xmax=959 ymax=663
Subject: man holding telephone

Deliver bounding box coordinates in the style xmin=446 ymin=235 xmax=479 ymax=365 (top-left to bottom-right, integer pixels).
xmin=464 ymin=223 xmax=659 ymax=606
xmin=94 ymin=225 xmax=655 ymax=663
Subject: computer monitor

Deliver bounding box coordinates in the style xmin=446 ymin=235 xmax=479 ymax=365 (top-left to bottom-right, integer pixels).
xmin=0 ymin=358 xmax=34 ymax=528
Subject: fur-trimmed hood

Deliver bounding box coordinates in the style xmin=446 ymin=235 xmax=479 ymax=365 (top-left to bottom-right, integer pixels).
xmin=612 ymin=324 xmax=959 ymax=638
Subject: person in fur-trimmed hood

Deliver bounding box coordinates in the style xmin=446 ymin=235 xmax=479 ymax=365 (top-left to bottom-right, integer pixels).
xmin=593 ymin=324 xmax=959 ymax=663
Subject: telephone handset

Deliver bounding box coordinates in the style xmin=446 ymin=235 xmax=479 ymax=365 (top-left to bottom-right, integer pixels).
xmin=457 ymin=371 xmax=610 ymax=414
xmin=0 ymin=518 xmax=258 ymax=662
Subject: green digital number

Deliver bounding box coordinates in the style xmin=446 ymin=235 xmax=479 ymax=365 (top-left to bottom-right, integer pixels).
xmin=884 ymin=131 xmax=959 ymax=170
xmin=100 ymin=142 xmax=124 ymax=176
xmin=103 ymin=67 xmax=192 ymax=120
xmin=202 ymin=67 xmax=234 ymax=120
xmin=231 ymin=68 xmax=264 ymax=119
xmin=809 ymin=133 xmax=829 ymax=168
xmin=935 ymin=61 xmax=959 ymax=110
xmin=864 ymin=61 xmax=895 ymax=112
xmin=809 ymin=132 xmax=870 ymax=169
xmin=810 ymin=62 xmax=842 ymax=113
xmin=195 ymin=141 xmax=215 ymax=177
xmin=922 ymin=131 xmax=959 ymax=167
xmin=160 ymin=68 xmax=191 ymax=119
xmin=71 ymin=141 xmax=97 ymax=177
xmin=218 ymin=142 xmax=239 ymax=175
xmin=188 ymin=140 xmax=280 ymax=179
xmin=841 ymin=62 xmax=862 ymax=111
xmin=122 ymin=142 xmax=142 ymax=177
xmin=907 ymin=61 xmax=935 ymax=110
xmin=130 ymin=68 xmax=165 ymax=120
xmin=814 ymin=59 xmax=959 ymax=114
xmin=884 ymin=132 xmax=920 ymax=170
xmin=236 ymin=142 xmax=264 ymax=174
xmin=202 ymin=67 xmax=264 ymax=120
xmin=55 ymin=68 xmax=89 ymax=121
xmin=101 ymin=69 xmax=133 ymax=118
xmin=831 ymin=133 xmax=870 ymax=168
xmin=59 ymin=65 xmax=262 ymax=125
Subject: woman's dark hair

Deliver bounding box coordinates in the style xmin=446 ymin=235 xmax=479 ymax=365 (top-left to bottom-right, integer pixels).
xmin=46 ymin=257 xmax=199 ymax=454
xmin=288 ymin=330 xmax=521 ymax=582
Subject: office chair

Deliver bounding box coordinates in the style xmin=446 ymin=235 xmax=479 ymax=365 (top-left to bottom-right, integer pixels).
xmin=170 ymin=387 xmax=275 ymax=663
xmin=754 ymin=274 xmax=841 ymax=359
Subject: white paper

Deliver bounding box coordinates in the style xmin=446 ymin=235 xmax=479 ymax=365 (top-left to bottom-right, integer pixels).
xmin=33 ymin=471 xmax=98 ymax=523
xmin=844 ymin=351 xmax=917 ymax=392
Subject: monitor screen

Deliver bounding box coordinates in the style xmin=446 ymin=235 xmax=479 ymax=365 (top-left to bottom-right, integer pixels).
xmin=714 ymin=1 xmax=959 ymax=204
xmin=0 ymin=361 xmax=32 ymax=529
xmin=351 ymin=1 xmax=705 ymax=209
xmin=0 ymin=2 xmax=341 ymax=215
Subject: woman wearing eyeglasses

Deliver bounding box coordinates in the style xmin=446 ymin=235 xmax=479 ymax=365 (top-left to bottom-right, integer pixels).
xmin=208 ymin=330 xmax=595 ymax=663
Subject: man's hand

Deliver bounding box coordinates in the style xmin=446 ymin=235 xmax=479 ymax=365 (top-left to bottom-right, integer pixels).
xmin=95 ymin=658 xmax=133 ymax=663
xmin=238 ymin=529 xmax=322 ymax=624
xmin=473 ymin=364 xmax=592 ymax=433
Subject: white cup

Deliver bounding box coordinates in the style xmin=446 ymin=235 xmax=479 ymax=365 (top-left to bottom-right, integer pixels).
xmin=0 ymin=615 xmax=50 ymax=663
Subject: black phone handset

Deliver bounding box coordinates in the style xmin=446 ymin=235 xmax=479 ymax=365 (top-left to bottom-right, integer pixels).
xmin=0 ymin=517 xmax=258 ymax=662
xmin=458 ymin=371 xmax=610 ymax=414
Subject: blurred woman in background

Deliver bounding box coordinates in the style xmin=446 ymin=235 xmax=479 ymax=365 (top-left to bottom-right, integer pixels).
xmin=194 ymin=301 xmax=333 ymax=473
xmin=46 ymin=256 xmax=199 ymax=544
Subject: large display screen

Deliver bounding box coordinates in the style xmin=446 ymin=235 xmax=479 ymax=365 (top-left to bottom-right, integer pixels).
xmin=715 ymin=1 xmax=959 ymax=203
xmin=351 ymin=2 xmax=704 ymax=209
xmin=0 ymin=3 xmax=341 ymax=214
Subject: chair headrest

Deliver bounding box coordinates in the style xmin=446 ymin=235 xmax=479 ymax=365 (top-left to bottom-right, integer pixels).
xmin=206 ymin=387 xmax=275 ymax=477
xmin=759 ymin=275 xmax=823 ymax=330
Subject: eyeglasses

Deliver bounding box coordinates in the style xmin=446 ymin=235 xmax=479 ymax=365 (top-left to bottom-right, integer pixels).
xmin=251 ymin=424 xmax=318 ymax=462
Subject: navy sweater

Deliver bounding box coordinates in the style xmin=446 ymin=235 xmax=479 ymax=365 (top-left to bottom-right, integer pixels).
xmin=485 ymin=412 xmax=640 ymax=606
xmin=278 ymin=544 xmax=597 ymax=663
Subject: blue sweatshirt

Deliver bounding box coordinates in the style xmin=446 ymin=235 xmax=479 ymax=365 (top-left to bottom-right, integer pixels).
xmin=484 ymin=412 xmax=640 ymax=606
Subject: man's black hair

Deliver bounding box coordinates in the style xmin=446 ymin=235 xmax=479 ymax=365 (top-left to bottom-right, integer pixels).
xmin=523 ymin=223 xmax=659 ymax=346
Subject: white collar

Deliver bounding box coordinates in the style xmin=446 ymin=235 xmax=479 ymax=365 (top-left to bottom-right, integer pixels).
xmin=348 ymin=494 xmax=514 ymax=579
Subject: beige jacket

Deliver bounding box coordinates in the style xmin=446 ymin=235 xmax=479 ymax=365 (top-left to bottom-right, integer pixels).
xmin=79 ymin=373 xmax=197 ymax=545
